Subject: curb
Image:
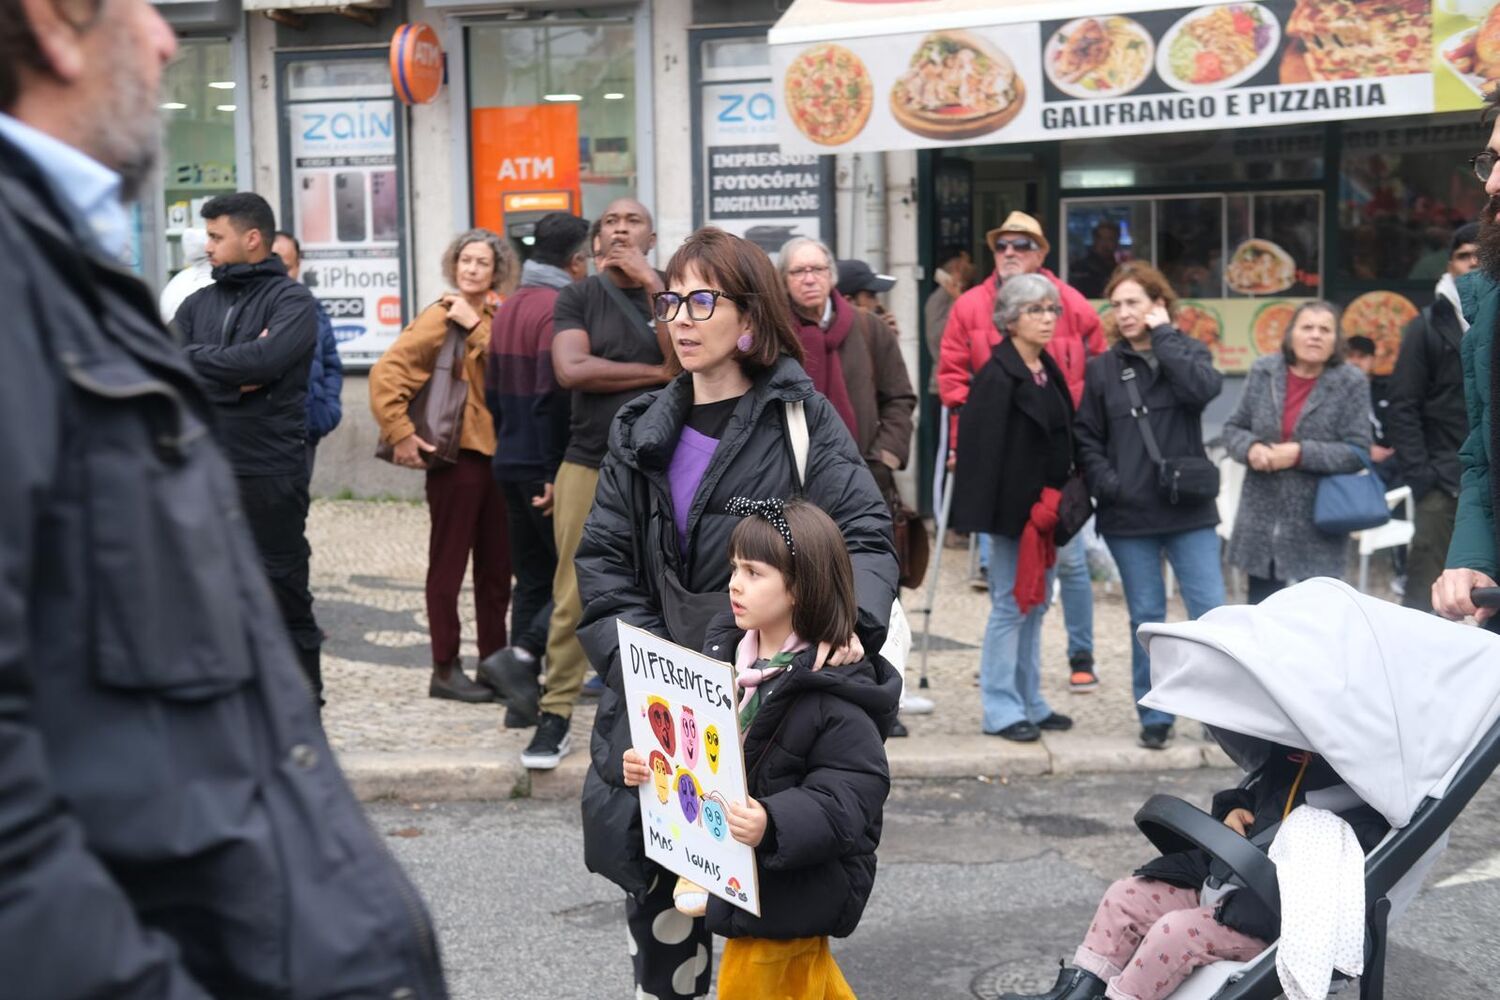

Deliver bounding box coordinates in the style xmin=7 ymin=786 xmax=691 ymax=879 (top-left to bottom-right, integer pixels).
xmin=338 ymin=736 xmax=1233 ymax=804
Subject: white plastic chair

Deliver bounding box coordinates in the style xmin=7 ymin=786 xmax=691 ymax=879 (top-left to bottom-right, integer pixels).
xmin=1355 ymin=486 xmax=1415 ymax=594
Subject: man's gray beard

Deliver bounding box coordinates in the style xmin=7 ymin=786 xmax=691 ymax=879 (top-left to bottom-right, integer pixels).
xmin=87 ymin=42 xmax=164 ymax=202
xmin=1479 ymin=212 xmax=1500 ymax=283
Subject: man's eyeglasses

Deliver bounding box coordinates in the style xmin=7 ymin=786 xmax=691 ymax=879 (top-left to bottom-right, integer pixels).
xmin=994 ymin=237 xmax=1041 ymax=254
xmin=652 ymin=288 xmax=739 ymax=322
xmin=1020 ymin=303 xmax=1063 ymax=318
xmin=1470 ymin=149 xmax=1498 ymax=183
xmin=787 ymin=265 xmax=831 ymax=280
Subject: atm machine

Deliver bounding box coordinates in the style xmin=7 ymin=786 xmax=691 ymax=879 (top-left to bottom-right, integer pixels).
xmin=500 ymin=191 xmax=575 ymax=262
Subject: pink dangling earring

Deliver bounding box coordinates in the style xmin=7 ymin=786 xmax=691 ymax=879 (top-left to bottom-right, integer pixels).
xmin=736 ymin=334 xmax=753 ymax=353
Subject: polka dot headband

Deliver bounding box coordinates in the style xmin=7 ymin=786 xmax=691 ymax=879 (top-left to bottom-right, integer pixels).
xmin=726 ymin=496 xmax=796 ymax=555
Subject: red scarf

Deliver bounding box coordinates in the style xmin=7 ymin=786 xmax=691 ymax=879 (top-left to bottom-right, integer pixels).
xmin=792 ymin=292 xmax=858 ymax=435
xmin=1014 ymin=487 xmax=1062 ymax=614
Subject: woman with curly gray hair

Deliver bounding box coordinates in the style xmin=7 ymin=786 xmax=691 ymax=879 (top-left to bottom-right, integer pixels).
xmin=370 ymin=228 xmax=517 ymax=702
xmin=949 ymin=273 xmax=1078 ymax=742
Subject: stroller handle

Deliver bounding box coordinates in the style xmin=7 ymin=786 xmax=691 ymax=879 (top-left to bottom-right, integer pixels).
xmin=1472 ymin=587 xmax=1500 ymax=609
xmin=1134 ymin=794 xmax=1280 ymax=921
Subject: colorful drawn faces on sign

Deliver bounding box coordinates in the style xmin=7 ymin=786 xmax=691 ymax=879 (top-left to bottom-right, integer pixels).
xmin=701 ymin=794 xmax=729 ymax=842
xmin=647 ymin=696 xmax=676 ymax=757
xmin=704 ymin=725 xmax=721 ymax=774
xmin=680 ymin=706 xmax=700 ymax=767
xmin=675 ymin=768 xmax=703 ymax=825
xmin=648 ymin=750 xmax=672 ymax=804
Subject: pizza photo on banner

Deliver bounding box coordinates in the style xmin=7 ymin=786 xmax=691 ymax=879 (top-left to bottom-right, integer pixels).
xmin=617 ymin=622 xmax=761 ymax=917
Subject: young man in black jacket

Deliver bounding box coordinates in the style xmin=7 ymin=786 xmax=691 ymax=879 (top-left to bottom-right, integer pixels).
xmin=177 ymin=192 xmax=324 ymax=700
xmin=1386 ymin=222 xmax=1480 ymax=612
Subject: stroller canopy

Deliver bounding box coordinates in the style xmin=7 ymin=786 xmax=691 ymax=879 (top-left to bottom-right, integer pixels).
xmin=1138 ymin=578 xmax=1500 ymax=829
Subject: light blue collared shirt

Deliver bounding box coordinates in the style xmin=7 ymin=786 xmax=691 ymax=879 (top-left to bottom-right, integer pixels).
xmin=0 ymin=112 xmax=130 ymax=261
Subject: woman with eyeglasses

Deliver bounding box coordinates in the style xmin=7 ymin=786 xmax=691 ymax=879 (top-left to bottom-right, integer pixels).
xmin=949 ymin=273 xmax=1079 ymax=743
xmin=574 ymin=226 xmax=898 ymax=1000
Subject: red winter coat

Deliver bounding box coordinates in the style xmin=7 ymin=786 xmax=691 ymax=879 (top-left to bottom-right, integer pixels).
xmin=937 ymin=269 xmax=1104 ymax=444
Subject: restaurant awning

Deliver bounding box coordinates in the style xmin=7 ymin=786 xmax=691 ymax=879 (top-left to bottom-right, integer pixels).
xmin=768 ymin=0 xmax=1477 ymax=154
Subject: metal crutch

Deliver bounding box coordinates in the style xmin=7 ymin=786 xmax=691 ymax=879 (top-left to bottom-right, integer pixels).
xmin=917 ymin=405 xmax=955 ymax=688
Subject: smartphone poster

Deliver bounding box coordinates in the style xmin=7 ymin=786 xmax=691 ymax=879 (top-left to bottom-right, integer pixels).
xmin=289 ymin=99 xmax=403 ymax=367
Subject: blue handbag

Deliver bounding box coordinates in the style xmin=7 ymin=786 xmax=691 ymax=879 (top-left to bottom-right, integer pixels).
xmin=1313 ymin=445 xmax=1391 ymax=535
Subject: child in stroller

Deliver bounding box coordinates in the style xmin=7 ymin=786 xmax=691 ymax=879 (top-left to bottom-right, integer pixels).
xmin=1002 ymin=747 xmax=1388 ymax=1000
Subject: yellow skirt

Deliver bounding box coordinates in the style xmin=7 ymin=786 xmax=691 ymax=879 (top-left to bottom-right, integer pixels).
xmin=717 ymin=936 xmax=857 ymax=1000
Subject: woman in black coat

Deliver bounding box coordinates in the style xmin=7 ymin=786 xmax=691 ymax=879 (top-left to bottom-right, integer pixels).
xmin=950 ymin=273 xmax=1077 ymax=743
xmin=1074 ymin=262 xmax=1225 ymax=752
xmin=575 ymin=228 xmax=898 ymax=1000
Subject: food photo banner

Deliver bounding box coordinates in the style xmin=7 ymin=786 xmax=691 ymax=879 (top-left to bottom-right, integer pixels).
xmin=771 ymin=0 xmax=1495 ymax=153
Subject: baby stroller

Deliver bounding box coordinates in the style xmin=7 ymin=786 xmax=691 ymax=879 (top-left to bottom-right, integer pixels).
xmin=1127 ymin=577 xmax=1500 ymax=1000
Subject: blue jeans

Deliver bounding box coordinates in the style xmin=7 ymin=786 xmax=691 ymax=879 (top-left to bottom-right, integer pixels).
xmin=979 ymin=534 xmax=1056 ymax=732
xmin=1104 ymin=527 xmax=1226 ymax=728
xmin=981 ymin=530 xmax=1093 ymax=660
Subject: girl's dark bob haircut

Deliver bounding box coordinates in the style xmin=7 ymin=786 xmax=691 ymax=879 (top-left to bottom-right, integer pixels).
xmin=727 ymin=499 xmax=856 ymax=647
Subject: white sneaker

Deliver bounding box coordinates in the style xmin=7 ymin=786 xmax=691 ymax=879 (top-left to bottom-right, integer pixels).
xmin=900 ymin=693 xmax=935 ymax=715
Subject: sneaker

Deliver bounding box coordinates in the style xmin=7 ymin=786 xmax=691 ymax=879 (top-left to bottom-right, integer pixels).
xmin=899 ymin=693 xmax=935 ymax=715
xmin=1139 ymin=723 xmax=1174 ymax=750
xmin=987 ymin=720 xmax=1040 ymax=742
xmin=1037 ymin=712 xmax=1073 ymax=732
xmin=888 ymin=717 xmax=909 ymax=738
xmin=969 ymin=568 xmax=989 ymax=592
xmin=579 ymin=674 xmax=605 ymax=699
xmin=520 ymin=712 xmax=572 ymax=770
xmin=1068 ymin=654 xmax=1099 ymax=694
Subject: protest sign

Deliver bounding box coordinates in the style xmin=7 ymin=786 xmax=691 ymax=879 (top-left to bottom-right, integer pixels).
xmin=617 ymin=621 xmax=760 ymax=917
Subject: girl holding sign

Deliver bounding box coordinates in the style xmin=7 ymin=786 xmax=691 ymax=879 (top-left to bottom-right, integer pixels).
xmin=624 ymin=500 xmax=899 ymax=999
xmin=576 ymin=227 xmax=898 ymax=1000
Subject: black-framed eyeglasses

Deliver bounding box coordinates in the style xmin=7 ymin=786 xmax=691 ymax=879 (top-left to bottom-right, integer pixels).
xmin=652 ymin=288 xmax=739 ymax=322
xmin=1471 ymin=149 xmax=1498 ymax=183
xmin=994 ymin=236 xmax=1041 ymax=254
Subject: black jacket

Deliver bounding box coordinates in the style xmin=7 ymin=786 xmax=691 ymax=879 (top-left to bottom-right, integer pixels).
xmin=1074 ymin=326 xmax=1223 ymax=537
xmin=950 ymin=338 xmax=1075 ymax=538
xmin=576 ymin=357 xmax=898 ymax=896
xmin=176 ymin=256 xmax=318 ymax=477
xmin=700 ymin=617 xmax=898 ymax=940
xmin=1135 ymin=749 xmax=1388 ymax=942
xmin=1387 ymin=296 xmax=1468 ymax=500
xmin=0 ymin=134 xmax=444 ymax=998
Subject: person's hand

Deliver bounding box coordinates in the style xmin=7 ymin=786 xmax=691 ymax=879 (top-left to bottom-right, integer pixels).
xmin=1265 ymin=442 xmax=1301 ymax=471
xmin=1247 ymin=443 xmax=1274 ymax=473
xmin=879 ymin=449 xmax=901 ymax=470
xmin=946 ymin=448 xmax=957 ymax=472
xmin=822 ymin=633 xmax=865 ymax=668
xmin=1372 ymin=444 xmax=1396 ymax=464
xmin=442 ymin=294 xmax=482 ymax=333
xmin=728 ymin=797 xmax=768 ymax=847
xmin=1223 ymin=808 xmax=1255 ymax=837
xmin=531 ymin=482 xmax=555 ymax=516
xmin=1144 ymin=304 xmax=1171 ymax=329
xmin=1433 ymin=568 xmax=1500 ymax=623
xmin=622 ymin=748 xmax=650 ymax=787
xmin=601 ymin=243 xmax=659 ymax=290
xmin=392 ymin=433 xmax=436 ymax=469
xmin=877 ymin=307 xmax=899 ymax=332
xmin=240 ymin=328 xmax=270 ymax=392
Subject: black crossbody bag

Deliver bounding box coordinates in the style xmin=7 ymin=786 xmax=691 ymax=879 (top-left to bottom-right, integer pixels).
xmin=1120 ymin=365 xmax=1220 ymax=505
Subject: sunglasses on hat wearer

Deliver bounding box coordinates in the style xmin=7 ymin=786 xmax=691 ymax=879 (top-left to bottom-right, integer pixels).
xmin=994 ymin=236 xmax=1041 ymax=254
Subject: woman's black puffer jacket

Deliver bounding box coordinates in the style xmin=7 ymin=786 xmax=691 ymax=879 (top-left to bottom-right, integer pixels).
xmin=700 ymin=616 xmax=899 ymax=940
xmin=576 ymin=356 xmax=898 ymax=896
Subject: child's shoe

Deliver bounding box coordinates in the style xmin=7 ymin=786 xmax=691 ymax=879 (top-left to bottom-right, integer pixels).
xmin=673 ymin=876 xmax=708 ymax=917
xmin=999 ymin=961 xmax=1104 ymax=1000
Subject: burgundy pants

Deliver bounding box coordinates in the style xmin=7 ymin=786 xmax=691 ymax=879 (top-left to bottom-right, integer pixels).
xmin=1074 ymin=877 xmax=1267 ymax=1000
xmin=424 ymin=450 xmax=510 ymax=664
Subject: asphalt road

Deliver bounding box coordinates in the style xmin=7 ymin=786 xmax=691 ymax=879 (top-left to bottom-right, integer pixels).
xmin=371 ymin=769 xmax=1500 ymax=999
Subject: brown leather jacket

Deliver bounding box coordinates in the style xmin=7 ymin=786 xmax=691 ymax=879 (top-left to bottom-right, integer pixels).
xmin=369 ymin=299 xmax=497 ymax=456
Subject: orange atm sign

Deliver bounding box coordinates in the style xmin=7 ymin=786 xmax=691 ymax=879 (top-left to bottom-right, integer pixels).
xmin=471 ymin=105 xmax=581 ymax=233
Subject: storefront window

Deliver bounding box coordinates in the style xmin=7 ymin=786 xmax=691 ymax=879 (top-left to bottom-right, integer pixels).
xmin=468 ymin=21 xmax=636 ymax=235
xmin=1338 ymin=114 xmax=1488 ymax=284
xmin=159 ymin=39 xmax=238 ymax=275
xmin=1060 ymin=124 xmax=1323 ymax=190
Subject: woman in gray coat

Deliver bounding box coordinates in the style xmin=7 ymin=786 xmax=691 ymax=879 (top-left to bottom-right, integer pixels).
xmin=1222 ymin=301 xmax=1372 ymax=602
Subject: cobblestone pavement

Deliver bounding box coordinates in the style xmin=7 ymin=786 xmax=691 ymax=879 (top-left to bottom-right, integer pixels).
xmin=311 ymin=498 xmax=1366 ymax=760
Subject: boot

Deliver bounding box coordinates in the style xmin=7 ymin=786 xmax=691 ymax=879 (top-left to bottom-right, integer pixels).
xmin=999 ymin=961 xmax=1105 ymax=1000
xmin=478 ymin=647 xmax=540 ymax=725
xmin=428 ymin=660 xmax=495 ymax=703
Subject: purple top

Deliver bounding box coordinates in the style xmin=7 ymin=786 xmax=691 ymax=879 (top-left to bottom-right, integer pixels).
xmin=668 ymin=425 xmax=720 ymax=556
